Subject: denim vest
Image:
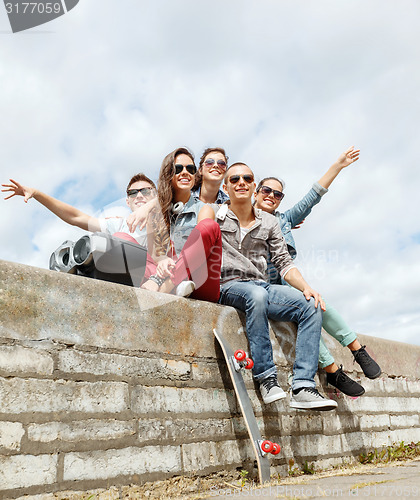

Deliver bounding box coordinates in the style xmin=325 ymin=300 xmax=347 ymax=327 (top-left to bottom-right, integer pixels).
xmin=170 ymin=195 xmax=204 ymax=256
xmin=267 ymin=182 xmax=328 ymax=283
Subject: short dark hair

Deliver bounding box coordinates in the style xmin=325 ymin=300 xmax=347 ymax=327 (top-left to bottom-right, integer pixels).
xmin=126 ymin=173 xmax=156 ymax=193
xmin=223 ymin=162 xmax=252 ymax=181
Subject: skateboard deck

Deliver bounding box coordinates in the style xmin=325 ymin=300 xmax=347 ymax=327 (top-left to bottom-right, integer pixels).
xmin=214 ymin=328 xmax=280 ymax=484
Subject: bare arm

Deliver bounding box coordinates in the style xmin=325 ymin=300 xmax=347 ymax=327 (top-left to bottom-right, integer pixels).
xmin=197 ymin=204 xmax=215 ymax=223
xmin=317 ymin=146 xmax=360 ymax=189
xmin=2 ymin=179 xmax=100 ymax=232
xmin=282 ymin=267 xmax=326 ymax=310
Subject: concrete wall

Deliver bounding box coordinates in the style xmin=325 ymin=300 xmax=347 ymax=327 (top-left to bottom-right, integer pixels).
xmin=1 ymin=259 xmax=420 ymax=498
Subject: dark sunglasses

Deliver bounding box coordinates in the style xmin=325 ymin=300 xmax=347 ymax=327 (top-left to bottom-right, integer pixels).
xmin=204 ymin=158 xmax=227 ymax=170
xmin=174 ymin=164 xmax=197 ymax=175
xmin=127 ymin=187 xmax=154 ymax=198
xmin=258 ymin=185 xmax=284 ymax=201
xmin=228 ymin=174 xmax=254 ymax=184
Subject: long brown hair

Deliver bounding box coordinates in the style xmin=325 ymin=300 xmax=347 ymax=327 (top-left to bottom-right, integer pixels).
xmin=157 ymin=147 xmax=195 ymax=231
xmin=194 ymin=147 xmax=228 ymax=190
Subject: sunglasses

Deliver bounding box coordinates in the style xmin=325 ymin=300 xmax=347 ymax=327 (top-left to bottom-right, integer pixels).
xmin=228 ymin=174 xmax=254 ymax=184
xmin=258 ymin=185 xmax=284 ymax=201
xmin=127 ymin=187 xmax=154 ymax=198
xmin=174 ymin=164 xmax=197 ymax=175
xmin=204 ymin=158 xmax=227 ymax=170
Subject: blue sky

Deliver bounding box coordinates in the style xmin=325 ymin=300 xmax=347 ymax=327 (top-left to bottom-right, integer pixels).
xmin=1 ymin=0 xmax=419 ymax=346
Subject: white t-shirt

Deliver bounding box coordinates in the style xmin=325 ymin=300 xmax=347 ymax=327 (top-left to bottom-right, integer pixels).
xmin=240 ymin=226 xmax=250 ymax=242
xmin=98 ymin=217 xmax=147 ymax=247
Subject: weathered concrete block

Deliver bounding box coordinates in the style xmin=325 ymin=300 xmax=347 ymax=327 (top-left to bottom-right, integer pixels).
xmin=0 ymin=421 xmax=25 ymax=451
xmin=191 ymin=360 xmax=228 ymax=385
xmin=0 ymin=345 xmax=54 ymax=376
xmin=322 ymin=414 xmax=360 ymax=435
xmin=289 ymin=433 xmax=342 ymax=458
xmin=182 ymin=439 xmax=251 ymax=472
xmin=0 ymin=454 xmax=57 ymax=490
xmin=137 ymin=417 xmax=234 ymax=444
xmin=359 ymin=414 xmax=391 ymax=431
xmin=0 ymin=378 xmax=129 ymax=414
xmin=390 ymin=414 xmax=420 ymax=430
xmin=58 ymin=349 xmax=191 ymax=380
xmin=345 ymin=396 xmax=419 ymax=414
xmin=389 ymin=427 xmax=420 ymax=444
xmin=63 ymin=446 xmax=181 ymax=481
xmin=27 ymin=419 xmax=136 ymax=443
xmin=131 ymin=386 xmax=236 ymax=415
xmin=281 ymin=414 xmax=323 ymax=435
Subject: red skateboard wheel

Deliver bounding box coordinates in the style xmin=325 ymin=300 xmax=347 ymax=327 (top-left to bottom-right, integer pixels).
xmin=244 ymin=358 xmax=254 ymax=369
xmin=261 ymin=440 xmax=274 ymax=453
xmin=234 ymin=349 xmax=246 ymax=361
xmin=271 ymin=442 xmax=281 ymax=455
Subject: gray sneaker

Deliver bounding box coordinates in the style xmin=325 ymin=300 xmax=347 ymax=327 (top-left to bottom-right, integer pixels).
xmin=290 ymin=387 xmax=338 ymax=411
xmin=259 ymin=375 xmax=287 ymax=404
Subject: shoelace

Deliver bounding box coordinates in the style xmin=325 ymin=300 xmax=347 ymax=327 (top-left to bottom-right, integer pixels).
xmin=353 ymin=345 xmax=372 ymax=365
xmin=262 ymin=377 xmax=279 ymax=391
xmin=300 ymin=387 xmax=323 ymax=398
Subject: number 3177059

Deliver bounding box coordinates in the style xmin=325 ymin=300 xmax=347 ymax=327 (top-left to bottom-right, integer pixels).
xmin=5 ymin=3 xmax=62 ymax=14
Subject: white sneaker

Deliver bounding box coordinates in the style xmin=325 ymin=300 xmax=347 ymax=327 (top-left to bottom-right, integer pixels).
xmin=259 ymin=375 xmax=287 ymax=404
xmin=290 ymin=387 xmax=338 ymax=411
xmin=175 ymin=280 xmax=195 ymax=297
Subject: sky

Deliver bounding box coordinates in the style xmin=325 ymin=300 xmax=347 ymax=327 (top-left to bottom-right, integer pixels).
xmin=0 ymin=1 xmax=419 ymax=346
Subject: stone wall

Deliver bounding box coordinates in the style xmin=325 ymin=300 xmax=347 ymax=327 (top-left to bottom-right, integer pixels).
xmin=1 ymin=259 xmax=420 ymax=498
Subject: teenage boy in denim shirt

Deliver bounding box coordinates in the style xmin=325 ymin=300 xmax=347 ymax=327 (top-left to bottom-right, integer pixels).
xmin=216 ymin=162 xmax=337 ymax=411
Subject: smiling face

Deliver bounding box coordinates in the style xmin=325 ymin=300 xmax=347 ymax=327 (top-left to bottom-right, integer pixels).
xmin=171 ymin=153 xmax=196 ymax=198
xmin=223 ymin=164 xmax=256 ymax=203
xmin=201 ymin=151 xmax=227 ymax=185
xmin=126 ymin=180 xmax=156 ymax=212
xmin=254 ymin=178 xmax=284 ymax=213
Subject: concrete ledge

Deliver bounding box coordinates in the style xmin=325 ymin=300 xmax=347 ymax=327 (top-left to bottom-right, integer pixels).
xmin=1 ymin=259 xmax=420 ymax=497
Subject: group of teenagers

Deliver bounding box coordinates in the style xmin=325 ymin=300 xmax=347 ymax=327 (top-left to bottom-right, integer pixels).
xmin=2 ymin=145 xmax=381 ymax=411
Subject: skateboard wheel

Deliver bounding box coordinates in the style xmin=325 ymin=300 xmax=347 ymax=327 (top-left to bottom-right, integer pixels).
xmin=271 ymin=442 xmax=281 ymax=455
xmin=244 ymin=358 xmax=254 ymax=369
xmin=261 ymin=440 xmax=274 ymax=453
xmin=234 ymin=349 xmax=246 ymax=361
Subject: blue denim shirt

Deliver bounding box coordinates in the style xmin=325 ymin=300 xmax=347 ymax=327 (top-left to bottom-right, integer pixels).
xmin=267 ymin=182 xmax=328 ymax=283
xmin=170 ymin=195 xmax=204 ymax=256
xmin=192 ymin=186 xmax=229 ymax=205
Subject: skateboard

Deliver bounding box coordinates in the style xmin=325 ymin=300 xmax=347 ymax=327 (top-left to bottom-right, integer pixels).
xmin=213 ymin=329 xmax=280 ymax=484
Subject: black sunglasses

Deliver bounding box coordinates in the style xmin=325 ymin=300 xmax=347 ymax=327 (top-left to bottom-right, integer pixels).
xmin=127 ymin=187 xmax=154 ymax=198
xmin=174 ymin=164 xmax=197 ymax=175
xmin=204 ymin=158 xmax=227 ymax=170
xmin=258 ymin=185 xmax=284 ymax=201
xmin=228 ymin=174 xmax=254 ymax=184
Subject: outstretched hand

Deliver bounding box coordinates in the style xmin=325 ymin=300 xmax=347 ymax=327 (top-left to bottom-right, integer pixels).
xmin=1 ymin=179 xmax=36 ymax=203
xmin=337 ymin=146 xmax=360 ymax=169
xmin=302 ymin=287 xmax=326 ymax=311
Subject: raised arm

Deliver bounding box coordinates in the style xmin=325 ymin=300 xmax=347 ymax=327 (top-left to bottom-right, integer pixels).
xmin=2 ymin=179 xmax=101 ymax=232
xmin=317 ymin=146 xmax=360 ymax=189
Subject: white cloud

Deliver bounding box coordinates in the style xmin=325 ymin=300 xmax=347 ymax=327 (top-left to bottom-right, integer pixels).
xmin=0 ymin=0 xmax=419 ymax=346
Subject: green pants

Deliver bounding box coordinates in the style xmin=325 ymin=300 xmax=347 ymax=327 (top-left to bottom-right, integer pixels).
xmin=318 ymin=299 xmax=357 ymax=368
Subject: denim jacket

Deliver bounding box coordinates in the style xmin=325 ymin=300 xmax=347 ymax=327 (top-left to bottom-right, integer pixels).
xmin=170 ymin=195 xmax=204 ymax=256
xmin=267 ymin=182 xmax=328 ymax=283
xmin=192 ymin=186 xmax=229 ymax=205
xmin=274 ymin=182 xmax=328 ymax=259
xmin=216 ymin=204 xmax=296 ymax=285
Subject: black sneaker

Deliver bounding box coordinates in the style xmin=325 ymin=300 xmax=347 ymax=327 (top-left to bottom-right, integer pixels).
xmin=352 ymin=345 xmax=382 ymax=379
xmin=326 ymin=365 xmax=365 ymax=397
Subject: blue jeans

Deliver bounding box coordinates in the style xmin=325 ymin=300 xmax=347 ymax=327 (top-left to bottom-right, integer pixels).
xmin=218 ymin=280 xmax=323 ymax=390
